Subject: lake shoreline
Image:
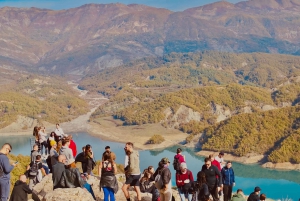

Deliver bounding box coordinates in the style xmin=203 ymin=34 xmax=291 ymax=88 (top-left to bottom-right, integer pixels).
xmin=1 ymin=117 xmax=300 ymax=171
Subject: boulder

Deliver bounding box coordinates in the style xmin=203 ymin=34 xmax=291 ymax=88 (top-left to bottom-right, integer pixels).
xmin=44 ymin=188 xmax=94 ymax=201
xmin=30 ymin=173 xmax=180 ymax=201
xmin=32 ymin=174 xmax=53 ymax=201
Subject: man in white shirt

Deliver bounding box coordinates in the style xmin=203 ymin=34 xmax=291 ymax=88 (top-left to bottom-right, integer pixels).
xmin=54 ymin=124 xmax=65 ymax=138
xmin=215 ymin=152 xmax=226 ymax=168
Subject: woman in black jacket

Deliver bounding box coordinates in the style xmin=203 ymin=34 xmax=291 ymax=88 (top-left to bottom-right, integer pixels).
xmin=140 ymin=170 xmax=160 ymax=201
xmin=192 ymin=171 xmax=209 ymax=201
xmin=60 ymin=158 xmax=96 ymax=200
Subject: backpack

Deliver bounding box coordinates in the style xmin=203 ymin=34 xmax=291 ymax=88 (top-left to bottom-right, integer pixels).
xmin=29 ymin=162 xmax=40 ymax=177
xmin=154 ymin=168 xmax=165 ymax=190
xmin=173 ymin=155 xmax=181 ymax=171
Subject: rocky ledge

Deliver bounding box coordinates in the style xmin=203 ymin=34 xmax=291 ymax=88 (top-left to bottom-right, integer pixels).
xmin=31 ymin=174 xmax=180 ymax=201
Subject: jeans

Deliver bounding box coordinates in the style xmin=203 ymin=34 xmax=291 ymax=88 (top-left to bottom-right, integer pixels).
xmin=83 ymin=183 xmax=96 ymax=200
xmin=0 ymin=179 xmax=10 ymax=201
xmin=178 ymin=188 xmax=192 ymax=201
xmin=42 ymin=165 xmax=49 ymax=175
xmin=40 ymin=141 xmax=48 ymax=155
xmin=103 ymin=187 xmax=115 ymax=201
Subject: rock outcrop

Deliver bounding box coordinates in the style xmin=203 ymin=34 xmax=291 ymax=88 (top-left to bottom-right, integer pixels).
xmin=32 ymin=174 xmax=180 ymax=201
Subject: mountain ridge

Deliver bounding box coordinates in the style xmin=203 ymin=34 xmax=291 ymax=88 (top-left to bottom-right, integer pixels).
xmin=1 ymin=1 xmax=300 ymax=75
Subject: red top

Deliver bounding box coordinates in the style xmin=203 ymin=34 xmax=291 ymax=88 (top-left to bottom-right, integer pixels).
xmin=175 ymin=154 xmax=185 ymax=163
xmin=176 ymin=170 xmax=194 ymax=187
xmin=212 ymin=160 xmax=221 ymax=171
xmin=69 ymin=140 xmax=77 ymax=157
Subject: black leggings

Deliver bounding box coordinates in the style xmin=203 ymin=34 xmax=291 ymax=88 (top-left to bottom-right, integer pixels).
xmin=40 ymin=141 xmax=48 ymax=155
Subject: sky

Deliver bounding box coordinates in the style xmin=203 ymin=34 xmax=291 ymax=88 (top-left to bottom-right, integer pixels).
xmin=0 ymin=0 xmax=244 ymax=11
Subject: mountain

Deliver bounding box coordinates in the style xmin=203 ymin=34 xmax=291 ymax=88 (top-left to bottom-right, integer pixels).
xmin=1 ymin=0 xmax=300 ymax=75
xmin=0 ymin=70 xmax=89 ymax=129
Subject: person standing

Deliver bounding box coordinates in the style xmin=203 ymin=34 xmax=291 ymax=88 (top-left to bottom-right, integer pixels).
xmin=221 ymin=161 xmax=235 ymax=201
xmin=173 ymin=148 xmax=185 ymax=173
xmin=60 ymin=138 xmax=74 ymax=165
xmin=9 ymin=175 xmax=32 ymax=201
xmin=102 ymin=146 xmax=116 ymax=161
xmin=38 ymin=127 xmax=48 ymax=156
xmin=54 ymin=123 xmax=65 ymax=139
xmin=176 ymin=162 xmax=193 ymax=201
xmin=247 ymin=187 xmax=261 ymax=201
xmin=215 ymin=152 xmax=226 ymax=168
xmin=122 ymin=142 xmax=141 ymax=201
xmin=30 ymin=144 xmax=40 ymax=163
xmin=193 ymin=171 xmax=210 ymax=201
xmin=84 ymin=144 xmax=94 ymax=180
xmin=201 ymin=157 xmax=222 ymax=201
xmin=49 ymin=141 xmax=59 ymax=173
xmin=99 ymin=152 xmax=118 ymax=201
xmin=153 ymin=157 xmax=172 ymax=201
xmin=0 ymin=143 xmax=17 ymax=201
xmin=68 ymin=135 xmax=77 ymax=158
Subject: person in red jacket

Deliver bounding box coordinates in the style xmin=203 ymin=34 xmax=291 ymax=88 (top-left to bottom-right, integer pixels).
xmin=176 ymin=162 xmax=194 ymax=201
xmin=209 ymin=154 xmax=221 ymax=172
xmin=67 ymin=135 xmax=77 ymax=157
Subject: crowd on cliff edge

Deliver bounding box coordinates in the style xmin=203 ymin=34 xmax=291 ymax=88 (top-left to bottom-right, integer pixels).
xmin=0 ymin=124 xmax=268 ymax=201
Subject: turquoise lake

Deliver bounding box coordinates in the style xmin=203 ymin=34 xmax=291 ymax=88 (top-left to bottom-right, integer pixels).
xmin=1 ymin=132 xmax=299 ymax=201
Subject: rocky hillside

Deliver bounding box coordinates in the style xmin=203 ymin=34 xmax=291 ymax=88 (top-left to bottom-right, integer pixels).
xmin=1 ymin=0 xmax=300 ymax=75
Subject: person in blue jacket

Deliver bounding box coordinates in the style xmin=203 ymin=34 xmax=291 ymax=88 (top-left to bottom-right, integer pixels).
xmin=0 ymin=143 xmax=17 ymax=201
xmin=221 ymin=161 xmax=235 ymax=201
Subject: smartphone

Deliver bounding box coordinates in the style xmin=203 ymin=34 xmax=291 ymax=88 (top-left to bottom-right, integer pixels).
xmin=14 ymin=161 xmax=19 ymax=164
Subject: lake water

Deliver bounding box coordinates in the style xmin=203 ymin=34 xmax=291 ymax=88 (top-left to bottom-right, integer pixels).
xmin=1 ymin=132 xmax=299 ymax=201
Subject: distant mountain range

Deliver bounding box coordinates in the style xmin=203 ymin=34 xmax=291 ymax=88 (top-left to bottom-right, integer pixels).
xmin=1 ymin=0 xmax=300 ymax=75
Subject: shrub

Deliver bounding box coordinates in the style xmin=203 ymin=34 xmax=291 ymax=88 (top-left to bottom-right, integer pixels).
xmin=147 ymin=134 xmax=165 ymax=144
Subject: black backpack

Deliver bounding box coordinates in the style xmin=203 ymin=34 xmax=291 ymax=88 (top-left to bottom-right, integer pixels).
xmin=29 ymin=162 xmax=40 ymax=177
xmin=173 ymin=155 xmax=181 ymax=171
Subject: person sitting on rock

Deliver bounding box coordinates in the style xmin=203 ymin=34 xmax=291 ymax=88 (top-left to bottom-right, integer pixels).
xmin=99 ymin=152 xmax=118 ymax=201
xmin=52 ymin=155 xmax=66 ymax=189
xmin=140 ymin=170 xmax=160 ymax=201
xmin=26 ymin=155 xmax=46 ymax=190
xmin=9 ymin=175 xmax=32 ymax=201
xmin=60 ymin=158 xmax=96 ymax=200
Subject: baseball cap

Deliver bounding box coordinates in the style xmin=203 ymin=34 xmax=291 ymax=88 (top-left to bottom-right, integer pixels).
xmin=161 ymin=157 xmax=170 ymax=164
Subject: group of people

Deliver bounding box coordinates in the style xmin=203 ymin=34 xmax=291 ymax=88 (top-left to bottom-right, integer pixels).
xmin=0 ymin=128 xmax=269 ymax=201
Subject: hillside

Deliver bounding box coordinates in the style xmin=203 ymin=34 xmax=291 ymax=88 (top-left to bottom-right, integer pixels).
xmin=0 ymin=71 xmax=89 ymax=129
xmin=202 ymin=105 xmax=300 ymax=163
xmin=1 ymin=0 xmax=300 ymax=75
xmin=79 ymin=51 xmax=300 ymax=94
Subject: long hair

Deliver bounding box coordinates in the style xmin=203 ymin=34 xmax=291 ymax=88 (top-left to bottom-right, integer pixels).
xmin=103 ymin=152 xmax=114 ymax=165
xmin=197 ymin=171 xmax=207 ymax=187
xmin=33 ymin=126 xmax=39 ymax=140
xmin=140 ymin=170 xmax=150 ymax=183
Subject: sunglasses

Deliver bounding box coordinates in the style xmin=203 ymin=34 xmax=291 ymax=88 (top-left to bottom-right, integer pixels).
xmin=205 ymin=163 xmax=210 ymax=166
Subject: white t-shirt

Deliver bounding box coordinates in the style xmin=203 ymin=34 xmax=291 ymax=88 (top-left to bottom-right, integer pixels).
xmin=215 ymin=155 xmax=225 ymax=167
xmin=54 ymin=128 xmax=64 ymax=137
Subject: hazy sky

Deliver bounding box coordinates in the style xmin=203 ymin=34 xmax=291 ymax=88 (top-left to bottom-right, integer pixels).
xmin=0 ymin=0 xmax=244 ymax=11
